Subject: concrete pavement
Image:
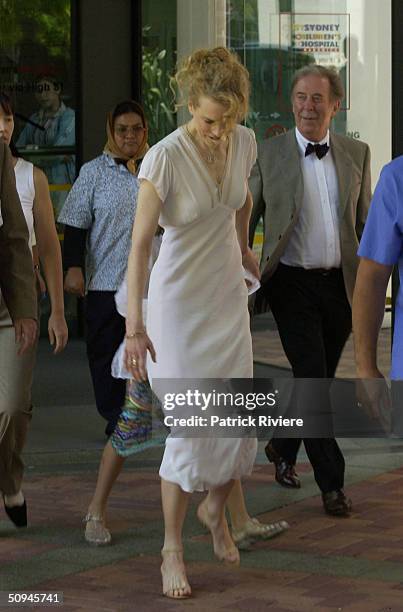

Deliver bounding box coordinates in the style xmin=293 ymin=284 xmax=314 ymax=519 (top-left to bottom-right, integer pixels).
xmin=1 ymin=338 xmax=402 ymax=611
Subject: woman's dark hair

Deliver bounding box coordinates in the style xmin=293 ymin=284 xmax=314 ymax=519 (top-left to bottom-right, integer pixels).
xmin=111 ymin=100 xmax=147 ymax=127
xmin=0 ymin=92 xmax=19 ymax=157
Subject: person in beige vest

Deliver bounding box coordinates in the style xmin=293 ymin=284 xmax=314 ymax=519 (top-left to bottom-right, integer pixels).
xmin=0 ymin=93 xmax=67 ymax=529
xmin=0 ymin=140 xmax=37 ymax=331
xmin=0 ymin=139 xmax=37 ymax=525
xmin=249 ymin=65 xmax=371 ymax=517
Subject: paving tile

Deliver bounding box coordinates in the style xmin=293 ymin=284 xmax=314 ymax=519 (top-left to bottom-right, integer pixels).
xmin=0 ymin=536 xmax=58 ymax=564
xmin=253 ymin=327 xmax=391 ymax=379
xmin=3 ymin=455 xmax=403 ymax=609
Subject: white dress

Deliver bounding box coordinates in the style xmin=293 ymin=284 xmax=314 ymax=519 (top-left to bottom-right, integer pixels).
xmin=138 ymin=125 xmax=258 ymax=492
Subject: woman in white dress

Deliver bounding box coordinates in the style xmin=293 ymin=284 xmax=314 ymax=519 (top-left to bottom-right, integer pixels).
xmin=0 ymin=92 xmax=67 ymax=527
xmin=125 ymin=48 xmax=263 ymax=599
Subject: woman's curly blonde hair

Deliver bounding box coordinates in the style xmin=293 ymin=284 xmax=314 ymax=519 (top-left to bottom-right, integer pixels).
xmin=174 ymin=47 xmax=250 ymax=122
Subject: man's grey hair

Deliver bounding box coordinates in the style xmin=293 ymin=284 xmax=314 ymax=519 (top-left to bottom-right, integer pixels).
xmin=291 ymin=64 xmax=344 ymax=102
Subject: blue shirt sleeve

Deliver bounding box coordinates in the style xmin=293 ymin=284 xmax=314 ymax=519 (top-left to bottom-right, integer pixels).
xmin=358 ymin=160 xmax=403 ymax=265
xmin=57 ymin=159 xmax=97 ymax=229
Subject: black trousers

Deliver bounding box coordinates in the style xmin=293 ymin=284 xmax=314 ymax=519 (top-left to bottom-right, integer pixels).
xmin=85 ymin=291 xmax=126 ymax=432
xmin=265 ymin=263 xmax=352 ymax=493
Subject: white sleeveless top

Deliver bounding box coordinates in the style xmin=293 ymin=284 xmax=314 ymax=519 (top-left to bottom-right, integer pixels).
xmin=14 ymin=158 xmax=35 ymax=251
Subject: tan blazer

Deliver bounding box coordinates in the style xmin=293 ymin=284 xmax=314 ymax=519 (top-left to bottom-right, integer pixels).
xmin=0 ymin=141 xmax=37 ymax=320
xmin=249 ymin=129 xmax=371 ymax=308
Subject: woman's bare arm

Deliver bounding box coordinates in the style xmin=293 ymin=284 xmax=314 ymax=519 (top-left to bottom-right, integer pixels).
xmin=125 ymin=179 xmax=162 ymax=380
xmin=33 ymin=167 xmax=68 ymax=353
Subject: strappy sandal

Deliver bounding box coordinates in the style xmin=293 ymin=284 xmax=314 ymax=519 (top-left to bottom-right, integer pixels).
xmin=232 ymin=517 xmax=289 ymax=550
xmin=161 ymin=549 xmax=192 ymax=599
xmin=83 ymin=513 xmax=111 ymax=546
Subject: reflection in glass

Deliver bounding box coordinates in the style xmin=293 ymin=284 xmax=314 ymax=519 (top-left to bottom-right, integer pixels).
xmin=0 ymin=0 xmax=75 ymax=217
xmin=141 ymin=0 xmax=177 ymax=144
xmin=17 ymin=75 xmax=75 ymax=215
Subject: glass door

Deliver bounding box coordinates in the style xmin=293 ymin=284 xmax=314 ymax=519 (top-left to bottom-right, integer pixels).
xmin=226 ymin=0 xmax=391 ymax=182
xmin=226 ymin=0 xmax=392 ymax=322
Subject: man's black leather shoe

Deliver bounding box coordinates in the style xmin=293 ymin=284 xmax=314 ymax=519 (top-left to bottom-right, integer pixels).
xmin=4 ymin=499 xmax=27 ymax=528
xmin=322 ymin=490 xmax=352 ymax=517
xmin=265 ymin=441 xmax=301 ymax=489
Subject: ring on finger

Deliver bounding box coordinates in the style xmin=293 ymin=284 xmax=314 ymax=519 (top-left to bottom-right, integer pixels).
xmin=131 ymin=357 xmax=137 ymax=366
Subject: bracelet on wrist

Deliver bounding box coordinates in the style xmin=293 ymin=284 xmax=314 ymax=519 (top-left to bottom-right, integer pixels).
xmin=125 ymin=329 xmax=146 ymax=339
xmin=33 ymin=264 xmax=40 ymax=271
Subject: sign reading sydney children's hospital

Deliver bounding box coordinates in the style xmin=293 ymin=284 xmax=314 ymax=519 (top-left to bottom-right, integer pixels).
xmin=281 ymin=13 xmax=349 ymax=68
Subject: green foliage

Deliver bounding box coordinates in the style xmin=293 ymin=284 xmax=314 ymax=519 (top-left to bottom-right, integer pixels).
xmin=245 ymin=110 xmax=261 ymax=130
xmin=0 ymin=0 xmax=71 ymax=59
xmin=142 ymin=26 xmax=176 ymax=145
xmin=227 ymin=0 xmax=259 ymax=46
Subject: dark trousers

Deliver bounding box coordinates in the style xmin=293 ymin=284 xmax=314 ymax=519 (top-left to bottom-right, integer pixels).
xmin=266 ymin=263 xmax=352 ymax=493
xmin=85 ymin=291 xmax=126 ymax=432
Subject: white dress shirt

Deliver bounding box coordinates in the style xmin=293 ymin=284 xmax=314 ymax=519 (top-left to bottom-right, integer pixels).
xmin=281 ymin=127 xmax=341 ymax=269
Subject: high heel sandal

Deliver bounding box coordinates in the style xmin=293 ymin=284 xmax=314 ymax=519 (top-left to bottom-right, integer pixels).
xmin=232 ymin=518 xmax=289 ymax=550
xmin=197 ymin=502 xmax=240 ymax=566
xmin=161 ymin=549 xmax=192 ymax=599
xmin=83 ymin=513 xmax=111 ymax=545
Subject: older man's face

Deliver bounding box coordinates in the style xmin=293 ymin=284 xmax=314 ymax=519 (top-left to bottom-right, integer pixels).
xmin=292 ymin=74 xmax=340 ymax=142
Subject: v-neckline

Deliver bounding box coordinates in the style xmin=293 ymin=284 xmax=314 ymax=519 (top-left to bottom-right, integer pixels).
xmin=181 ymin=125 xmax=233 ymax=195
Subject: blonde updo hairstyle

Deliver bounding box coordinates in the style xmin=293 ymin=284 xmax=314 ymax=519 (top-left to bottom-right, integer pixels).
xmin=175 ymin=47 xmax=250 ymax=125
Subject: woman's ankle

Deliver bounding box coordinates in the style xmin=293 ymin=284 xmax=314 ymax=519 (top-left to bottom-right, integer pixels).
xmin=4 ymin=491 xmax=24 ymax=506
xmin=87 ymin=502 xmax=106 ymax=518
xmin=162 ymin=537 xmax=183 ymax=553
xmin=229 ymin=512 xmax=250 ymax=531
xmin=201 ymin=499 xmax=225 ymax=527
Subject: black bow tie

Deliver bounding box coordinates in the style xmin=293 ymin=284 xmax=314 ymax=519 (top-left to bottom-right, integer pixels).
xmin=305 ymin=142 xmax=329 ymax=160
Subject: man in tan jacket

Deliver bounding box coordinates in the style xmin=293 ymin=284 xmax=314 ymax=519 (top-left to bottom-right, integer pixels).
xmin=249 ymin=65 xmax=371 ymax=516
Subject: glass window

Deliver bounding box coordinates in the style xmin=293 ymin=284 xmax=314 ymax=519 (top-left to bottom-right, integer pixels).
xmin=227 ymin=0 xmax=391 ymax=181
xmin=0 ymin=0 xmax=77 ymax=217
xmin=227 ymin=0 xmax=392 ymax=265
xmin=142 ymin=0 xmax=177 ymax=145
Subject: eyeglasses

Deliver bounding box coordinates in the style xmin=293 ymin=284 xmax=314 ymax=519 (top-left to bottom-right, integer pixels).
xmin=115 ymin=125 xmax=145 ymax=136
